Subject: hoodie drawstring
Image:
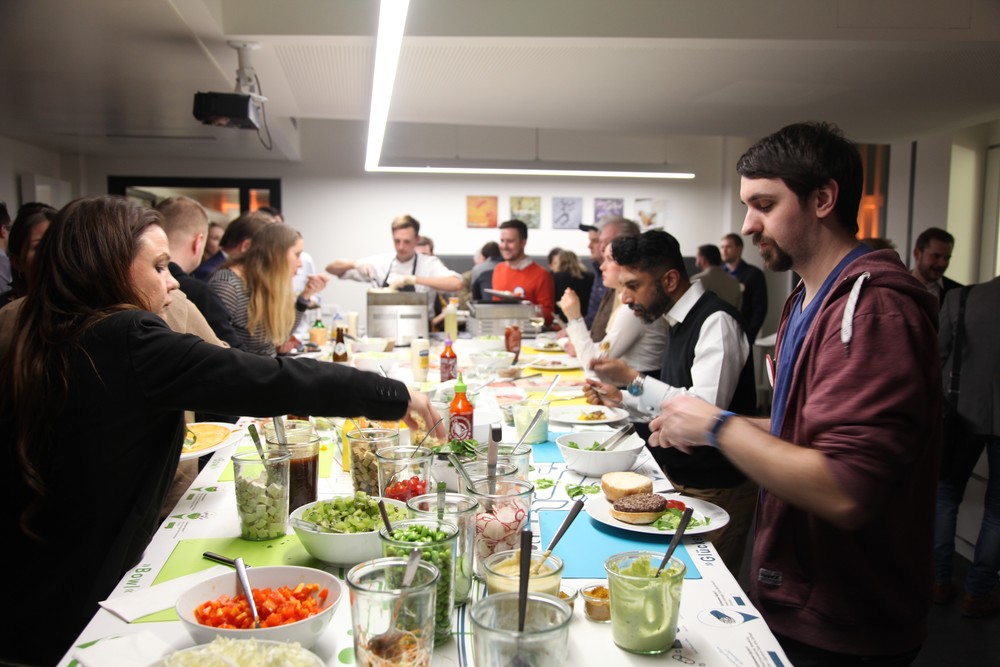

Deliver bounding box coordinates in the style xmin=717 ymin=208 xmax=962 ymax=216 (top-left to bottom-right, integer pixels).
xmin=840 ymin=271 xmax=871 ymax=353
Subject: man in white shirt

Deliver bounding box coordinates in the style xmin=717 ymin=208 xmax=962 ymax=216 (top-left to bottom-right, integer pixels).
xmin=326 ymin=215 xmax=462 ymax=318
xmin=583 ymin=230 xmax=757 ymax=573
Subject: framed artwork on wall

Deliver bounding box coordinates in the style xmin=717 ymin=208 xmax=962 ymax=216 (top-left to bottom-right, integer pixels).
xmin=467 ymin=195 xmax=498 ymax=228
xmin=552 ymin=196 xmax=583 ymax=230
xmin=635 ymin=197 xmax=667 ymax=230
xmin=594 ymin=197 xmax=624 ymax=223
xmin=510 ymin=196 xmax=542 ymax=228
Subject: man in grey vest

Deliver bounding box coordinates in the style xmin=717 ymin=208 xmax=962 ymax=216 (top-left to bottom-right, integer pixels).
xmin=583 ymin=230 xmax=757 ymax=573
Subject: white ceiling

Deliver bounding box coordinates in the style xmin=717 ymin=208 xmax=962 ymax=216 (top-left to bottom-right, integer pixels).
xmin=2 ymin=0 xmax=1000 ymax=164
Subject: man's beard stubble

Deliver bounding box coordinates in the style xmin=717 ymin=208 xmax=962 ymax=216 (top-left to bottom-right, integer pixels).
xmin=753 ymin=232 xmax=793 ymax=272
xmin=629 ymin=279 xmax=673 ymax=324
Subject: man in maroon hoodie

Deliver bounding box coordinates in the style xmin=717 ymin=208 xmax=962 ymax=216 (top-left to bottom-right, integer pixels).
xmin=651 ymin=122 xmax=941 ymax=666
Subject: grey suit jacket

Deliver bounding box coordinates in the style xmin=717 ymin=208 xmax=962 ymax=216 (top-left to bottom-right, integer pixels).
xmin=940 ymin=276 xmax=1000 ymax=435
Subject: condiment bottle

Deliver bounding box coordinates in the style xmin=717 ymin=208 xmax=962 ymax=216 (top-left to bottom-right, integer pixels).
xmin=308 ymin=317 xmax=326 ymax=345
xmin=332 ymin=326 xmax=349 ymax=362
xmin=444 ymin=297 xmax=459 ymax=341
xmin=448 ymin=373 xmax=474 ymax=441
xmin=440 ymin=336 xmax=457 ymax=382
xmin=505 ymin=325 xmax=522 ymax=363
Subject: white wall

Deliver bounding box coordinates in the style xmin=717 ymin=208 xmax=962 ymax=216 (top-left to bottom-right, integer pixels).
xmin=0 ymin=136 xmax=66 ymax=211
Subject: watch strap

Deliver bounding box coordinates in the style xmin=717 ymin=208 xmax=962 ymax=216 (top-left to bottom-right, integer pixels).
xmin=708 ymin=410 xmax=735 ymax=449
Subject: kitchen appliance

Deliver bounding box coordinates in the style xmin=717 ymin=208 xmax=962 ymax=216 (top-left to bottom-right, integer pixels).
xmin=366 ymin=290 xmax=429 ymax=346
xmin=466 ymin=301 xmax=537 ymax=337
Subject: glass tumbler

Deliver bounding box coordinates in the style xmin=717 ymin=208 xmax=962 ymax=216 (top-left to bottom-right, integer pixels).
xmin=512 ymin=399 xmax=550 ymax=444
xmin=475 ymin=442 xmax=531 ymax=481
xmin=483 ymin=548 xmax=564 ymax=596
xmin=266 ymin=431 xmax=321 ymax=512
xmin=376 ymin=445 xmax=432 ymax=503
xmin=605 ymin=551 xmax=686 ymax=654
xmin=466 ymin=478 xmax=534 ymax=576
xmin=347 ymin=557 xmax=439 ymax=667
xmin=379 ymin=519 xmax=459 ymax=644
xmin=407 ymin=492 xmax=480 ymax=604
xmin=347 ymin=428 xmax=398 ymax=495
xmin=470 ymin=592 xmax=572 ymax=667
xmin=231 ymin=448 xmax=290 ymax=541
xmin=455 ymin=461 xmax=518 ymax=495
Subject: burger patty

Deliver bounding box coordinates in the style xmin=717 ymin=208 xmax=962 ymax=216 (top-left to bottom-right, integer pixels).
xmin=612 ymin=493 xmax=667 ymax=514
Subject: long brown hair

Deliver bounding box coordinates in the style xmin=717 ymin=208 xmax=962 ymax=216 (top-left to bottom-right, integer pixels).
xmin=2 ymin=196 xmax=160 ymax=536
xmin=228 ymin=223 xmax=300 ymax=344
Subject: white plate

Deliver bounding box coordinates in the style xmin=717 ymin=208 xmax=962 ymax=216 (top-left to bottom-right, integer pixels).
xmin=549 ymin=405 xmax=629 ymax=425
xmin=527 ymin=356 xmax=583 ymax=371
xmin=179 ymin=422 xmax=242 ymax=461
xmin=531 ymin=339 xmax=564 ymax=352
xmin=585 ymin=494 xmax=730 ymax=536
xmin=483 ymin=288 xmax=522 ymax=302
xmin=154 ymin=639 xmax=324 ymax=666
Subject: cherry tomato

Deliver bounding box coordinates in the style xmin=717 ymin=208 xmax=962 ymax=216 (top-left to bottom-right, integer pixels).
xmin=666 ymin=499 xmax=686 ymax=511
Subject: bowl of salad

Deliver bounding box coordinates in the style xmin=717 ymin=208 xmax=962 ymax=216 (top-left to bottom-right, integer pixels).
xmin=555 ymin=430 xmax=645 ymax=476
xmin=176 ymin=565 xmax=341 ymax=649
xmin=289 ymin=492 xmax=408 ymax=566
xmin=473 ymin=335 xmax=506 ymax=352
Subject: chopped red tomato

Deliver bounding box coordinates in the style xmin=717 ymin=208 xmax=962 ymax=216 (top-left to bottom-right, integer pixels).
xmin=666 ymin=499 xmax=686 ymax=511
xmin=193 ymin=583 xmax=328 ymax=629
xmin=384 ymin=475 xmax=428 ymax=502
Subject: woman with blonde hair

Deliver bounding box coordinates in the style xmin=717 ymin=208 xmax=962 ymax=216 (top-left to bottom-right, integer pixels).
xmin=0 ymin=196 xmax=441 ymax=666
xmin=558 ymin=242 xmax=666 ymax=374
xmin=210 ymin=223 xmax=325 ymax=356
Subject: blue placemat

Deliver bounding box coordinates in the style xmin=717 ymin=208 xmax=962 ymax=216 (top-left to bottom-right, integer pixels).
xmin=530 ymin=437 xmax=565 ymax=463
xmin=538 ymin=510 xmax=701 ymax=580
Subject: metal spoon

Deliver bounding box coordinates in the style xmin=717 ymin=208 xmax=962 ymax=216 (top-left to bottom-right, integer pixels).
xmin=378 ymin=499 xmax=394 ymax=534
xmin=369 ymin=549 xmax=422 ymax=659
xmin=448 ymin=453 xmax=476 ymax=490
xmin=290 ymin=517 xmax=344 ymax=533
xmin=514 ymin=409 xmax=544 ymax=450
xmin=234 ymin=557 xmax=260 ymax=629
xmin=530 ymin=499 xmax=584 ymax=574
xmin=539 ymin=373 xmax=561 ymax=402
xmin=416 ymin=416 xmax=445 ymax=447
xmin=203 ymin=551 xmax=241 ymax=568
xmin=247 ymin=424 xmax=266 ymax=461
xmin=271 ymin=416 xmax=287 ymax=447
xmin=656 ymin=507 xmax=694 ymax=577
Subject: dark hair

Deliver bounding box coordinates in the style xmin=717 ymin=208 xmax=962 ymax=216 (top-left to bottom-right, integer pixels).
xmin=914 ymin=227 xmax=954 ymax=252
xmin=721 ymin=232 xmax=744 ymax=249
xmin=391 ymin=214 xmax=420 ymax=235
xmin=0 ymin=201 xmax=10 ymax=229
xmin=547 ymin=247 xmax=562 ymax=264
xmin=861 ymin=237 xmax=896 ymax=251
xmin=6 ymin=202 xmax=58 ymax=299
xmin=3 ymin=196 xmax=160 ymax=535
xmin=499 ymin=219 xmax=528 ymax=240
xmin=611 ymin=230 xmax=688 ymax=281
xmin=737 ymin=121 xmax=862 ymax=235
xmin=219 ymin=212 xmax=268 ymax=249
xmin=256 ymin=205 xmax=282 ymax=218
xmin=697 ymin=244 xmax=723 ymax=266
xmin=480 ymin=241 xmax=501 ymax=261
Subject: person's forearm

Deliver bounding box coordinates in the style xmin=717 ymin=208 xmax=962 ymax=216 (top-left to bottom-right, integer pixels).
xmin=714 ymin=416 xmax=862 ymax=529
xmin=325 ymin=259 xmax=354 ymax=277
xmin=418 ymin=275 xmax=462 ymax=292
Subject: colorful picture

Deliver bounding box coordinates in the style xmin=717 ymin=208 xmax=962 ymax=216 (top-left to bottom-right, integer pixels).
xmin=552 ymin=197 xmax=583 ymax=230
xmin=594 ymin=197 xmax=624 ymax=223
xmin=467 ymin=195 xmax=498 ymax=228
xmin=635 ymin=198 xmax=667 ymax=230
xmin=510 ymin=196 xmax=542 ymax=228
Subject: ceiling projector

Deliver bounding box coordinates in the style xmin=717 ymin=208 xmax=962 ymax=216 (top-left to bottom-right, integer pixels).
xmin=193 ymin=92 xmax=261 ymax=129
xmin=192 ymin=41 xmax=265 ymax=130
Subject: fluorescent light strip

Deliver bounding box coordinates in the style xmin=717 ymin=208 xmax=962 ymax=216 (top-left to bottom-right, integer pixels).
xmin=365 ymin=0 xmax=694 ymax=180
xmin=365 ymin=0 xmax=410 ymax=171
xmin=371 ymin=165 xmax=695 ymax=179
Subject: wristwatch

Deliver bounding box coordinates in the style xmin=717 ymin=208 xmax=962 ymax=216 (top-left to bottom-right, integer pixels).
xmin=626 ymin=374 xmax=646 ymax=397
xmin=708 ymin=410 xmax=736 ymax=449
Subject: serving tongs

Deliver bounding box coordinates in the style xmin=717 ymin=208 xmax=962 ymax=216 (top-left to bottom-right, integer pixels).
xmin=597 ymin=423 xmax=635 ymax=452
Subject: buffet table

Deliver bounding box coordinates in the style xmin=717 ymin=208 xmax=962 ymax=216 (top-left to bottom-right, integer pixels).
xmin=60 ymin=345 xmax=790 ymax=667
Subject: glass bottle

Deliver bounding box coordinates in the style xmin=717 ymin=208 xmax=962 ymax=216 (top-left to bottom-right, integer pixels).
xmin=333 ymin=326 xmax=349 ymax=362
xmin=440 ymin=336 xmax=458 ymax=382
xmin=448 ymin=373 xmax=474 ymax=441
xmin=444 ymin=297 xmax=459 ymax=341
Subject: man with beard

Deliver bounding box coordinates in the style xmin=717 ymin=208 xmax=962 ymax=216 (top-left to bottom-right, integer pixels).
xmin=582 ymin=230 xmax=757 ymax=573
xmin=651 ymin=122 xmax=940 ymax=665
xmin=910 ymin=227 xmax=962 ymax=305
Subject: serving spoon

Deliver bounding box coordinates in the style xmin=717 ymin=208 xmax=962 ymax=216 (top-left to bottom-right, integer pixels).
xmin=656 ymin=507 xmax=694 ymax=577
xmin=234 ymin=557 xmax=260 ymax=629
xmin=530 ymin=499 xmax=584 ymax=575
xmin=368 ymin=549 xmax=423 ymax=660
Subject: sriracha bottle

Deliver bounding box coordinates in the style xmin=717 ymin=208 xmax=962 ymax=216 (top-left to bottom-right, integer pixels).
xmin=440 ymin=336 xmax=458 ymax=382
xmin=448 ymin=373 xmax=474 ymax=442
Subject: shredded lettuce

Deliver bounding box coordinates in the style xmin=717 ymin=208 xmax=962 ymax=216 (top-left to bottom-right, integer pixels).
xmin=164 ymin=637 xmax=318 ymax=667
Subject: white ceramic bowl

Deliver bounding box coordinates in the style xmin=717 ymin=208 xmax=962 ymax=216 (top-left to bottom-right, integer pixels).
xmin=554 ymin=430 xmax=645 ymax=477
xmin=473 ymin=335 xmax=506 ymax=352
xmin=352 ymin=351 xmax=402 ymax=374
xmin=176 ymin=565 xmax=340 ymax=649
xmin=350 ymin=336 xmax=389 ymax=353
xmin=290 ymin=497 xmax=408 ymax=566
xmin=469 ymin=350 xmax=516 ymax=371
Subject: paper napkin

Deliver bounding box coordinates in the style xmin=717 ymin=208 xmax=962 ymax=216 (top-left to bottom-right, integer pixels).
xmin=99 ymin=565 xmax=231 ymax=622
xmin=71 ymin=630 xmax=172 ymax=667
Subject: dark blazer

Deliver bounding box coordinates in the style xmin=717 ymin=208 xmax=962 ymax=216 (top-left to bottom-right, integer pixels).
xmin=1 ymin=311 xmax=410 ymax=665
xmin=192 ymin=250 xmax=226 ymax=281
xmin=169 ymin=262 xmax=245 ymax=350
xmin=940 ymin=275 xmax=963 ymax=305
